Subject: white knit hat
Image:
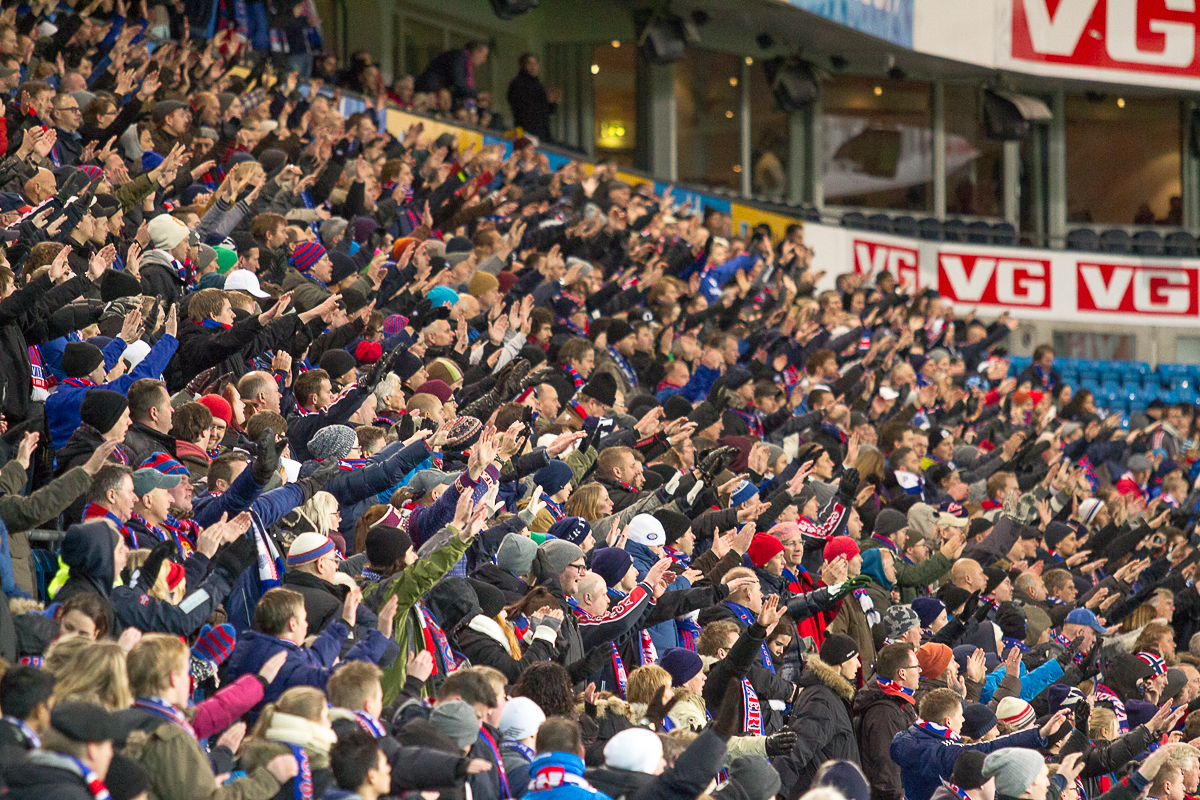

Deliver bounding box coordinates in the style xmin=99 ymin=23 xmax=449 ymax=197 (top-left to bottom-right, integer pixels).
xmin=603 ymin=728 xmax=663 ymax=774
xmin=286 ymin=532 xmax=335 ymax=566
xmin=148 ymin=214 xmax=190 ymax=250
xmin=1079 ymin=498 xmax=1105 ymax=526
xmin=626 ymin=514 xmax=666 ymax=547
xmin=995 ymin=696 xmax=1035 ymax=730
xmin=498 ymin=697 xmax=545 ymax=741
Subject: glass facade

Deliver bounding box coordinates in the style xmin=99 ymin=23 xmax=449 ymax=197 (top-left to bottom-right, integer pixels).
xmin=675 ymin=48 xmax=743 ymax=192
xmin=944 ymin=84 xmax=1003 ymax=218
xmin=592 ymin=43 xmax=637 ymax=166
xmin=749 ymin=59 xmax=790 ymax=202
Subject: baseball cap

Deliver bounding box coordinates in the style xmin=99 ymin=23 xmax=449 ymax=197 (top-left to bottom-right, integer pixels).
xmin=1065 ymin=607 xmax=1105 ymax=633
xmin=224 ymin=268 xmax=271 ymax=298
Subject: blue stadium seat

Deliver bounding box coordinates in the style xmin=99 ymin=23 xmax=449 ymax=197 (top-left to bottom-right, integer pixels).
xmin=1100 ymin=229 xmax=1132 ymax=254
xmin=943 ymin=219 xmax=967 ymax=243
xmin=867 ymin=214 xmax=893 ymax=233
xmin=967 ymin=221 xmax=992 ymax=244
xmin=992 ymin=222 xmax=1017 ymax=246
xmin=842 ymin=212 xmax=868 ymax=229
xmin=1067 ymin=228 xmax=1100 ymax=251
xmin=1165 ymin=231 xmax=1197 ymax=257
xmin=1132 ymin=230 xmax=1165 ymax=256
xmin=918 ymin=217 xmax=943 ymax=240
xmin=892 ymin=216 xmax=918 ymax=237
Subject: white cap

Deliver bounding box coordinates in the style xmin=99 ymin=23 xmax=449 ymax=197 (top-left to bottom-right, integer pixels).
xmin=498 ymin=696 xmax=546 ymax=741
xmin=148 ymin=214 xmax=190 ymax=251
xmin=626 ymin=514 xmax=666 ymax=547
xmin=121 ymin=340 xmax=151 ymax=370
xmin=224 ymin=269 xmax=271 ymax=298
xmin=879 ymin=386 xmax=899 ymax=401
xmin=603 ymin=728 xmax=663 ymax=774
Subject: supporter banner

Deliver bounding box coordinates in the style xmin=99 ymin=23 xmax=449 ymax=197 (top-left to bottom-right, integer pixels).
xmin=806 ymin=222 xmax=1200 ymax=327
xmin=999 ymin=0 xmax=1200 ymax=90
xmin=783 ymin=0 xmax=914 ymax=48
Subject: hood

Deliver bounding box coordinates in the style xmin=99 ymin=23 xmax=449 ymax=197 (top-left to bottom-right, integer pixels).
xmin=427 ymin=576 xmax=480 ymax=633
xmin=625 ymin=540 xmax=661 ymax=570
xmin=587 ymin=766 xmax=655 ymax=798
xmin=800 ymin=656 xmax=857 ymax=703
xmin=529 ymin=752 xmax=588 ymax=779
xmin=61 ymin=521 xmax=119 ymax=590
xmin=141 ymin=249 xmax=184 ymax=280
xmin=861 ymin=549 xmax=893 ymax=590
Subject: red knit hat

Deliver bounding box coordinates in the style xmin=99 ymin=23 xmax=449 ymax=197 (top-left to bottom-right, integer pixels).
xmin=196 ymin=394 xmax=232 ymax=425
xmin=747 ymin=533 xmax=784 ymax=568
xmin=823 ymin=535 xmax=860 ymax=563
xmin=355 ymin=340 xmax=383 ymax=364
xmin=165 ymin=560 xmax=186 ymax=590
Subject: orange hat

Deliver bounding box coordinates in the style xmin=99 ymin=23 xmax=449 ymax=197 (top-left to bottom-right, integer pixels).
xmin=916 ymin=642 xmax=953 ymax=678
xmin=392 ymin=236 xmax=423 ymax=261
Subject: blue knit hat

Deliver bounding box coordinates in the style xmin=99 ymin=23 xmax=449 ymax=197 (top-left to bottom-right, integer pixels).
xmin=590 ymin=547 xmax=633 ymax=588
xmin=730 ymin=479 xmax=758 ymax=506
xmin=427 ymin=286 xmax=459 ymax=308
xmin=535 ymin=460 xmax=574 ymax=496
xmin=659 ymin=648 xmax=703 ymax=686
xmin=911 ymin=597 xmax=945 ymax=628
xmin=548 ymin=516 xmax=591 ymax=547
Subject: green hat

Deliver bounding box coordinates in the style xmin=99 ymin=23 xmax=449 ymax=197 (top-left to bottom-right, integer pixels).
xmin=214 ymin=246 xmax=238 ymax=274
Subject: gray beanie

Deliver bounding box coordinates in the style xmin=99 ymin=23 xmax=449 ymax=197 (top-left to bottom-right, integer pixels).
xmin=882 ymin=605 xmax=920 ymax=640
xmin=429 ymin=700 xmax=481 ymax=749
xmin=764 ymin=444 xmax=786 ymax=471
xmin=724 ymin=756 xmax=782 ymax=800
xmin=497 ymin=534 xmax=539 ymax=576
xmin=540 ymin=539 xmax=585 ymax=577
xmin=907 ymin=503 xmax=936 ymax=539
xmin=309 ymin=424 xmax=357 ymax=461
xmin=982 ymin=748 xmax=1045 ymax=797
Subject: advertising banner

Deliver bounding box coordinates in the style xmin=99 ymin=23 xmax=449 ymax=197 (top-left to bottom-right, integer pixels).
xmin=784 ymin=0 xmax=914 ymax=48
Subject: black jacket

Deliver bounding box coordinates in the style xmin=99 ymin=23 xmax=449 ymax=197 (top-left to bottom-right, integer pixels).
xmin=456 ymin=614 xmax=560 ymax=683
xmin=281 ymin=569 xmax=379 ymax=637
xmin=774 ymin=656 xmax=859 ymax=800
xmin=121 ymin=421 xmax=178 ymax=470
xmin=331 ymin=716 xmax=467 ymax=794
xmin=6 ymin=755 xmax=96 ymax=800
xmin=471 ymin=563 xmax=531 ymax=604
xmin=506 ymin=70 xmax=555 ymax=141
xmin=851 ymin=678 xmax=917 ymax=800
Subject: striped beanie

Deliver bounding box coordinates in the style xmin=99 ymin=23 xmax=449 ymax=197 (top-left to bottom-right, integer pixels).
xmin=995 ymin=697 xmax=1036 ymax=730
xmin=79 ymin=165 xmax=103 ymax=181
xmin=1136 ymin=651 xmax=1167 ymax=677
xmin=383 ymin=314 xmax=407 ymax=336
xmin=140 ymin=452 xmax=190 ymax=477
xmin=290 ymin=241 xmax=326 ymax=272
xmin=287 ymin=532 xmax=335 ymax=566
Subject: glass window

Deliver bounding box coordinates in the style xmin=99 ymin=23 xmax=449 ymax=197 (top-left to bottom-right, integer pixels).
xmin=675 ymin=48 xmax=742 ymax=191
xmin=944 ymin=84 xmax=1003 ymax=218
xmin=1052 ymin=331 xmax=1136 ymax=361
xmin=592 ymin=43 xmax=636 ymax=166
xmin=822 ymin=76 xmax=932 ymax=212
xmin=749 ymin=58 xmax=789 ymax=202
xmin=1065 ymin=95 xmax=1180 ymax=225
xmin=399 ymin=17 xmax=444 ymax=83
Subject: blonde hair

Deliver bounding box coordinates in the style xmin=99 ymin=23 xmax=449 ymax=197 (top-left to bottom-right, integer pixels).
xmin=126 ymin=550 xmax=185 ymax=604
xmin=298 ymin=491 xmax=338 ymax=537
xmin=126 ymin=633 xmax=189 ymax=698
xmin=1122 ymin=603 xmax=1157 ymax=633
xmin=1089 ymin=707 xmax=1117 ymax=740
xmin=44 ymin=635 xmax=93 ymax=676
xmin=565 ymin=484 xmax=606 ymax=522
xmin=251 ymin=686 xmax=328 ymax=739
xmin=627 ymin=665 xmax=672 ymax=706
xmin=327 ymin=662 xmax=383 ymax=711
xmin=50 ymin=642 xmax=133 ymax=710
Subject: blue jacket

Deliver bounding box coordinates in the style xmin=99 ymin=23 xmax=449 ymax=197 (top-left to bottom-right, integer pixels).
xmin=980 ymin=658 xmax=1064 ymax=703
xmin=699 ymin=253 xmax=760 ymax=303
xmin=889 ymin=723 xmax=1045 ymax=800
xmin=625 ymin=540 xmax=689 ymax=654
xmin=45 ymin=334 xmax=178 ymax=449
xmin=655 ymin=364 xmax=720 ymax=404
xmin=224 ymin=620 xmax=391 ymax=719
xmin=525 ymin=753 xmax=612 ymax=800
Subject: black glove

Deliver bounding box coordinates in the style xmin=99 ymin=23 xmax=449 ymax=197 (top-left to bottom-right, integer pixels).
xmin=568 ymin=643 xmax=614 ymax=684
xmin=1057 ymin=635 xmax=1085 ymax=667
xmin=698 ymin=446 xmax=738 ymax=484
xmin=138 ymin=540 xmax=175 ymax=589
xmin=357 ymin=355 xmax=388 ymax=392
xmin=765 ymin=730 xmax=797 ymax=757
xmin=974 ymin=594 xmax=994 ymax=622
xmin=251 ymin=429 xmax=282 ymax=485
xmin=297 ymin=461 xmax=342 ymax=502
xmin=1078 ymin=641 xmax=1102 ymax=679
xmin=838 ymin=468 xmax=861 ymax=504
xmin=958 ymin=590 xmax=981 ymax=622
xmin=213 ymin=534 xmax=258 ymax=581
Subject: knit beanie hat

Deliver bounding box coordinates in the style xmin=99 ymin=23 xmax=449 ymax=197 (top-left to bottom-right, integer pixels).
xmin=286 ymin=532 xmax=335 ymax=566
xmin=916 ymin=643 xmax=953 ymax=678
xmin=415 ymin=379 xmax=453 ymax=404
xmin=911 ymin=597 xmax=946 ymax=628
xmin=319 ymin=349 xmax=357 ymax=380
xmin=427 ymin=358 xmax=464 ymax=386
xmin=654 ymin=510 xmax=692 ymax=545
xmin=498 ymin=696 xmax=545 ymax=741
xmin=747 ymin=534 xmax=785 ymax=568
xmin=724 ymin=755 xmax=782 ymax=800
xmin=148 ymin=214 xmax=189 ymax=250
xmin=365 ymin=524 xmax=413 ymax=568
xmin=995 ymin=697 xmax=1036 ymax=730
xmin=983 ymin=567 xmax=1009 ymax=596
xmin=497 ymin=534 xmax=538 ymax=575
xmin=80 ymin=389 xmax=128 ymax=434
xmin=961 ymin=704 xmax=998 ymax=740
xmin=329 ymin=252 xmax=359 ymax=285
xmin=547 ymin=516 xmax=592 ymax=547
xmin=1047 ymin=684 xmax=1086 ymax=714
xmin=822 ymin=535 xmax=860 ymax=563
xmin=994 ymin=602 xmax=1027 ymax=640
xmin=468 ymin=271 xmax=500 ymax=298
xmin=100 ymin=269 xmax=143 ymax=302
xmin=468 ymin=578 xmax=506 ymax=618
xmin=140 ymin=452 xmax=189 ymax=476
xmin=659 ymin=647 xmax=704 ymax=686
xmin=535 ymin=460 xmax=574 ymax=496
xmin=196 ymin=394 xmax=233 ymax=426
xmin=590 ymin=547 xmax=633 ymax=588
xmin=882 ymin=605 xmax=920 ymax=640
xmin=819 ymin=634 xmax=859 ymax=667
xmin=309 ymin=424 xmax=357 ymax=461
xmin=627 ymin=514 xmax=666 ymax=547
xmin=951 ymin=751 xmax=988 ymax=791
xmin=427 ymin=286 xmax=459 ymax=308
xmin=430 ymin=700 xmax=482 ymax=749
xmin=815 ymin=761 xmax=869 ymax=800
xmin=290 ymin=240 xmax=326 ymax=272
xmin=62 ymin=342 xmax=104 ymax=378
xmin=393 ymin=350 xmax=424 ymax=381
xmin=1079 ymin=498 xmax=1105 ymax=526
xmin=105 ymin=753 xmax=150 ymax=800
xmin=580 ymin=372 xmax=617 ymax=406
xmin=539 ymin=539 xmax=585 ymax=577
xmin=730 ymin=480 xmax=759 ymax=506
xmin=1044 ymin=521 xmax=1074 ymax=551
xmin=874 ymin=508 xmax=908 ymax=541
xmin=603 ymin=728 xmax=663 ymax=774
xmin=982 ymin=748 xmax=1046 ymax=797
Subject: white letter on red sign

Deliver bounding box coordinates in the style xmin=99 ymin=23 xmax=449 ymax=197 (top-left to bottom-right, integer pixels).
xmin=1022 ymin=0 xmax=1096 ymax=55
xmin=1106 ymin=0 xmax=1196 ymax=68
xmin=1078 ymin=265 xmax=1134 ymax=310
xmin=996 ymin=260 xmax=1046 ymax=306
xmin=1134 ymin=269 xmax=1192 ymax=312
xmin=940 ymin=256 xmax=995 ymax=302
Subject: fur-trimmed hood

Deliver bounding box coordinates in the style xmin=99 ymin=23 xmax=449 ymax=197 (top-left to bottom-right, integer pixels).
xmin=801 ymin=656 xmax=857 ymax=703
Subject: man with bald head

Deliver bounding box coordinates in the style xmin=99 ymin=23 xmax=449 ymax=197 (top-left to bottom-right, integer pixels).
xmin=238 ymin=370 xmax=283 ymax=415
xmin=23 ymin=168 xmax=55 ymax=205
xmin=949 ymin=558 xmax=986 ymax=594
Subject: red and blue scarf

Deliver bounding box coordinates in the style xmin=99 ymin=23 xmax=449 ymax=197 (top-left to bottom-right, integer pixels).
xmin=724 ymin=601 xmax=773 ymax=671
xmin=415 ymin=603 xmax=458 ymax=677
xmin=353 ymin=711 xmax=387 ymax=738
xmin=83 ymin=503 xmax=133 ymax=547
xmin=1094 ymin=683 xmax=1128 ymax=733
xmin=134 ymin=697 xmax=196 ymax=740
xmin=479 ymin=727 xmax=512 ymax=799
xmin=915 ymin=717 xmax=961 ymax=742
xmin=876 ymin=677 xmax=915 ymax=704
xmin=288 ymin=743 xmax=313 ymax=800
xmin=740 ymin=679 xmax=762 ymax=735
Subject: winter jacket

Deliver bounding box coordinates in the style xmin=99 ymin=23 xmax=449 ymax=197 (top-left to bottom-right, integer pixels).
xmin=330 ymin=713 xmax=467 ymax=793
xmin=6 ymin=751 xmax=103 ymax=800
xmin=238 ymin=736 xmax=333 ymax=800
xmin=121 ymin=422 xmax=179 ymax=469
xmin=473 ymin=562 xmax=531 ymax=603
xmin=0 ymin=461 xmax=91 ymax=596
xmin=889 ymin=722 xmax=1046 ymax=800
xmin=111 ymin=551 xmax=235 ymax=635
xmin=281 ymin=569 xmax=378 ymax=637
xmin=286 ymin=385 xmax=369 ymax=463
xmin=140 ymin=250 xmax=188 ymax=309
xmin=896 ymin=552 xmax=953 ymax=604
xmin=851 ymin=678 xmax=917 ymax=800
xmin=828 ymin=591 xmax=878 ymax=677
xmin=525 ymin=752 xmax=613 ymax=800
xmin=774 ymin=656 xmax=860 ymax=800
xmin=457 ymin=613 xmax=560 ymax=683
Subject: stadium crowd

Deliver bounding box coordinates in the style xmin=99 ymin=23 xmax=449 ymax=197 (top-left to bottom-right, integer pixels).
xmin=0 ymin=4 xmax=1199 ymax=800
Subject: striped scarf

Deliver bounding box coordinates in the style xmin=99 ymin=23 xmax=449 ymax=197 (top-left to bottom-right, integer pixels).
xmin=876 ymin=677 xmax=915 ymax=704
xmin=606 ymin=347 xmax=638 ymax=388
xmin=289 ymin=743 xmax=313 ymax=800
xmin=741 ymin=678 xmax=762 ymax=735
xmin=337 ymin=459 xmax=367 ymax=471
xmin=915 ymin=717 xmax=961 ymax=742
xmin=415 ymin=603 xmax=458 ymax=676
xmin=1094 ymin=683 xmax=1128 ymax=733
xmin=134 ymin=697 xmax=196 ymax=740
xmin=26 ymin=752 xmax=110 ymax=800
xmin=479 ymin=727 xmax=512 ymax=799
xmin=30 ymin=346 xmax=56 ymax=392
xmin=2 ymin=715 xmax=41 ymax=748
xmin=83 ymin=503 xmax=133 ymax=547
xmin=724 ymin=601 xmax=773 ymax=671
xmin=353 ymin=711 xmax=387 ymax=738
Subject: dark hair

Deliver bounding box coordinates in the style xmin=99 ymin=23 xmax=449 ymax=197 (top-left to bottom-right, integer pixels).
xmin=512 ymin=662 xmax=575 ymax=717
xmin=0 ymin=666 xmax=55 ymax=720
xmin=170 ymin=402 xmax=214 ymax=443
xmin=87 ymin=464 xmax=133 ymax=505
xmin=59 ymin=593 xmax=113 ymax=640
xmin=127 ymin=379 xmax=168 ymax=422
xmin=209 ymin=452 xmax=250 ymax=488
xmin=254 ymin=588 xmax=305 ymax=635
xmin=535 ymin=716 xmax=581 ymax=755
xmin=875 ymin=643 xmax=916 ymax=680
xmin=437 ymin=670 xmax=497 ymax=708
xmin=294 ymin=369 xmax=331 ymax=409
xmin=330 ymin=729 xmax=382 ymax=790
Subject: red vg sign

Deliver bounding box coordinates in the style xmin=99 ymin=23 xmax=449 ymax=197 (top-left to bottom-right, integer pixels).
xmin=1012 ymin=0 xmax=1200 ymax=79
xmin=937 ymin=252 xmax=1051 ymax=308
xmin=1076 ymin=262 xmax=1199 ymax=314
xmin=852 ymin=239 xmax=920 ymax=287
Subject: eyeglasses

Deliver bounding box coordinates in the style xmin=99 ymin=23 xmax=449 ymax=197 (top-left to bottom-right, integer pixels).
xmin=567 ymin=562 xmax=587 ymax=572
xmin=56 ymin=105 xmax=80 ymax=114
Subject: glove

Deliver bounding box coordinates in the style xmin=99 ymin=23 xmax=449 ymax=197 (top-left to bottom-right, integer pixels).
xmin=1057 ymin=635 xmax=1085 ymax=667
xmin=837 ymin=468 xmax=861 ymax=504
xmin=568 ymin=643 xmax=614 ymax=684
xmin=213 ymin=534 xmax=258 ymax=581
xmin=357 ymin=355 xmax=389 ymax=392
xmin=957 ymin=590 xmax=981 ymax=622
xmin=251 ymin=429 xmax=282 ymax=485
xmin=764 ymin=730 xmax=797 ymax=757
xmin=829 ymin=574 xmax=870 ymax=599
xmin=1078 ymin=641 xmax=1102 ymax=679
xmin=973 ymin=594 xmax=994 ymax=622
xmin=192 ymin=623 xmax=237 ymax=665
xmin=297 ymin=461 xmax=341 ymax=502
xmin=57 ymin=167 xmax=91 ymax=202
xmin=138 ymin=540 xmax=175 ymax=589
xmin=698 ymin=446 xmax=738 ymax=484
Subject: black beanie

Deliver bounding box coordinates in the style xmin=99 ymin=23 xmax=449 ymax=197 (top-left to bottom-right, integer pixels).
xmin=394 ymin=351 xmax=424 ymax=381
xmin=61 ymin=342 xmax=105 ymax=378
xmin=330 ymin=252 xmax=359 ymax=285
xmin=951 ymin=750 xmax=987 ymax=791
xmin=663 ymin=394 xmax=692 ymax=421
xmin=819 ymin=633 xmax=859 ymax=667
xmin=607 ymin=319 xmax=634 ymax=344
xmin=100 ymin=270 xmax=143 ymax=303
xmin=80 ymin=389 xmax=128 ymax=434
xmin=319 ymin=349 xmax=357 ymax=380
xmin=688 ymin=401 xmax=720 ymax=430
xmin=653 ymin=509 xmax=692 ymax=545
xmin=105 ymin=753 xmax=150 ymax=800
xmin=994 ymin=601 xmax=1027 ymax=640
xmin=580 ymin=372 xmax=617 ymax=406
xmin=365 ymin=524 xmax=413 ymax=569
xmin=468 ymin=578 xmax=506 ymax=618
